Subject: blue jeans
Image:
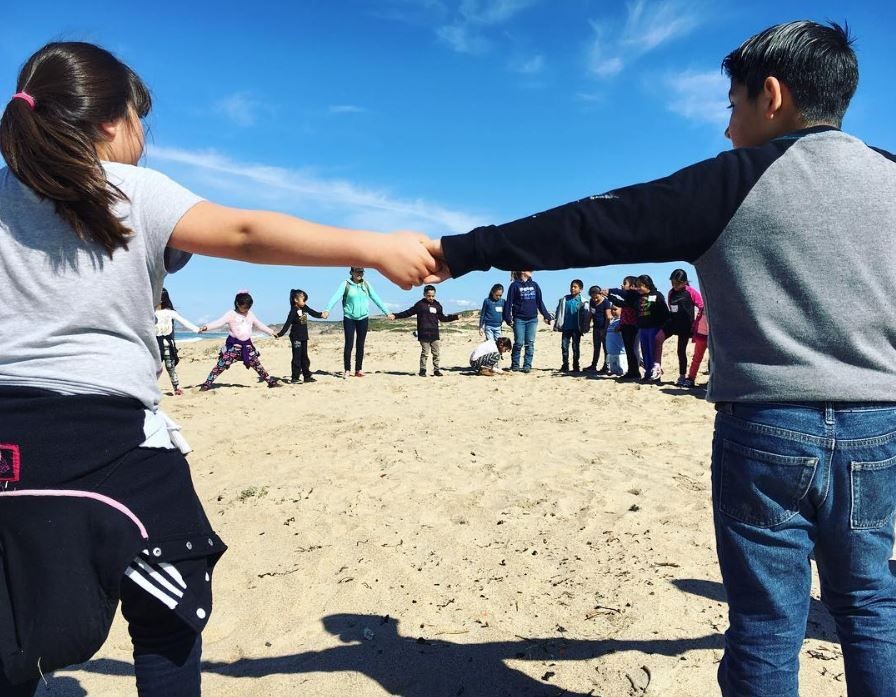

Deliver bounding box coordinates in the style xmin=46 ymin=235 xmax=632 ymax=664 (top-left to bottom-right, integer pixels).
xmin=511 ymin=318 xmax=538 ymax=370
xmin=560 ymin=329 xmax=581 ymax=368
xmin=712 ymin=402 xmax=896 ymax=697
xmin=638 ymin=326 xmax=660 ymax=370
xmin=482 ymin=325 xmax=502 ymax=342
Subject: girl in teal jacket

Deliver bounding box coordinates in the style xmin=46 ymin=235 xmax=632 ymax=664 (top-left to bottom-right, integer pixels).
xmin=324 ymin=267 xmax=394 ymax=377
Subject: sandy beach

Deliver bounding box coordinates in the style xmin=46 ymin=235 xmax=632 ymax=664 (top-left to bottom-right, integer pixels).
xmin=37 ymin=314 xmax=849 ymax=697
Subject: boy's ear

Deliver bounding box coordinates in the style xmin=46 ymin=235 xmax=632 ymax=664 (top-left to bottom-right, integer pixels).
xmin=762 ymin=76 xmax=786 ymax=119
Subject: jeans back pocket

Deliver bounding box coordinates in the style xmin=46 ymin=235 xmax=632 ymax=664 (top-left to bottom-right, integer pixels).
xmin=719 ymin=439 xmax=818 ymax=527
xmin=850 ymin=454 xmax=896 ymax=529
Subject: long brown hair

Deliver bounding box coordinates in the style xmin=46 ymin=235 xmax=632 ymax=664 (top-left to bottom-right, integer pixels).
xmin=0 ymin=42 xmax=151 ymax=256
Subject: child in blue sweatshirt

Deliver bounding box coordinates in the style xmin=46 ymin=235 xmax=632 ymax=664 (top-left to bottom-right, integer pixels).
xmin=478 ymin=283 xmax=505 ymax=341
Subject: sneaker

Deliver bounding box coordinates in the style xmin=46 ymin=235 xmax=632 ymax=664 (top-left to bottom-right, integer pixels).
xmin=433 ymin=370 xmax=444 ymax=377
xmin=521 ymin=367 xmax=531 ymax=374
xmin=674 ymin=375 xmax=687 ymax=387
xmin=585 ymin=364 xmax=597 ymax=372
xmin=597 ymin=366 xmax=610 ymax=375
xmin=560 ymin=363 xmax=569 ymax=372
xmin=174 ymin=388 xmax=184 ymax=396
xmin=343 ymin=371 xmax=351 ymax=379
xmin=419 ymin=369 xmax=427 ymax=377
xmin=303 ymin=376 xmax=316 ymax=383
xmin=479 ymin=367 xmax=495 ymax=376
xmin=649 ymin=364 xmax=663 ymax=382
xmin=681 ymin=378 xmax=696 ymax=389
xmin=267 ymin=380 xmax=281 ymax=388
xmin=199 ymin=384 xmax=212 ymax=392
xmin=572 ymin=364 xmax=580 ymax=373
xmin=354 ymin=371 xmax=365 ymax=378
xmin=290 ymin=378 xmax=301 ymax=384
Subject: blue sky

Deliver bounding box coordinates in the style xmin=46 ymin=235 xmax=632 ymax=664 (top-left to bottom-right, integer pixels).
xmin=2 ymin=1 xmax=894 ymax=323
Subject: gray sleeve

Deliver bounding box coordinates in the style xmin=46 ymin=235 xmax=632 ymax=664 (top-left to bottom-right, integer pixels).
xmin=134 ymin=167 xmax=203 ymax=272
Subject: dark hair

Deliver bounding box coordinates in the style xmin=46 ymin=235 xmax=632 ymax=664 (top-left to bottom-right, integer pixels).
xmin=289 ymin=288 xmax=308 ymax=304
xmin=0 ymin=42 xmax=152 ymax=257
xmin=721 ymin=20 xmax=858 ymax=126
xmin=570 ymin=279 xmax=584 ymax=289
xmin=637 ymin=274 xmax=657 ymax=292
xmin=489 ymin=283 xmax=504 ymax=299
xmin=496 ymin=337 xmax=512 ymax=352
xmin=588 ymin=285 xmax=601 ymax=295
xmin=234 ymin=292 xmax=253 ymax=310
xmin=623 ymin=276 xmax=638 ymax=286
xmin=670 ymin=269 xmax=689 ymax=284
xmin=159 ymin=287 xmax=174 ymax=311
xmin=423 ymin=285 xmax=436 ymax=294
xmin=510 ymin=271 xmax=522 ymax=281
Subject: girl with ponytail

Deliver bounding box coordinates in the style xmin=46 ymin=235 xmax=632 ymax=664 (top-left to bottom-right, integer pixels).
xmin=0 ymin=42 xmax=436 ymax=696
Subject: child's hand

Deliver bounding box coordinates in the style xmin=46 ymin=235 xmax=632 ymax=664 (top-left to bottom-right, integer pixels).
xmin=321 ymin=311 xmax=329 ymax=319
xmin=421 ymin=238 xmax=452 ymax=283
xmin=478 ymin=328 xmax=484 ymax=337
xmin=387 ymin=313 xmax=396 ymax=321
xmin=374 ymin=232 xmax=439 ymax=290
xmin=199 ymin=326 xmax=207 ymax=333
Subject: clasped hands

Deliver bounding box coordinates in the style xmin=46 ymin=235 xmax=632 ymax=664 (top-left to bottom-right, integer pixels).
xmin=368 ymin=233 xmax=450 ymax=291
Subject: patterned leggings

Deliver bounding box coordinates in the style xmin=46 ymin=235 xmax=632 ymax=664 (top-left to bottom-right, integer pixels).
xmin=202 ymin=347 xmax=274 ymax=387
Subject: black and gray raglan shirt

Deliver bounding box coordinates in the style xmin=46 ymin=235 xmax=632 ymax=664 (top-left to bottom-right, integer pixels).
xmin=441 ymin=127 xmax=896 ymax=403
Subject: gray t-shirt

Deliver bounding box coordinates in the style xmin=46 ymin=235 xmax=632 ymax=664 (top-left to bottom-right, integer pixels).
xmin=0 ymin=162 xmax=202 ymax=408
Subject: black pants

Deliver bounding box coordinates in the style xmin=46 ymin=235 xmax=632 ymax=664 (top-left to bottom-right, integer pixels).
xmin=0 ymin=582 xmax=202 ymax=697
xmin=671 ymin=331 xmax=690 ymax=376
xmin=343 ymin=317 xmax=369 ymax=372
xmin=620 ymin=324 xmax=640 ymax=376
xmin=589 ymin=326 xmax=608 ymax=369
xmin=290 ymin=339 xmax=312 ymax=380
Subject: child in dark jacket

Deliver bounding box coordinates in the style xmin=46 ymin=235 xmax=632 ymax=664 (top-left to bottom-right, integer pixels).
xmin=393 ymin=285 xmax=459 ymax=376
xmin=276 ymin=289 xmax=323 ymax=383
xmin=635 ymin=274 xmax=670 ymax=384
xmin=606 ymin=276 xmax=642 ymax=380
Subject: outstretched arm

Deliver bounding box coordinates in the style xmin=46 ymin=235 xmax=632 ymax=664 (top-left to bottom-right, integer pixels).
xmin=170 ymin=203 xmax=436 ymax=290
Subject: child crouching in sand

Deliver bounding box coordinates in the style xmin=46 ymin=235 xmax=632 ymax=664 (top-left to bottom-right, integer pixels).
xmin=470 ymin=336 xmax=512 ymax=376
xmin=199 ymin=291 xmax=279 ymax=390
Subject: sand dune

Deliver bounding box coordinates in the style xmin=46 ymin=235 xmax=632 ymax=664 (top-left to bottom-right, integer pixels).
xmin=38 ymin=315 xmax=848 ymax=696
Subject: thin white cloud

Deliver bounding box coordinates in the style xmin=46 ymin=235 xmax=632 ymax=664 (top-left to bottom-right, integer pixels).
xmin=437 ymin=23 xmax=490 ymax=55
xmin=146 ymin=145 xmax=485 ymax=234
xmin=509 ymin=53 xmax=545 ymax=75
xmin=459 ymin=0 xmax=539 ymax=24
xmin=214 ymin=92 xmax=267 ymax=127
xmin=329 ymin=105 xmax=368 ymax=114
xmin=664 ymin=70 xmax=730 ymax=127
xmin=449 ymin=299 xmax=477 ymax=307
xmin=587 ymin=0 xmax=706 ymax=79
xmin=436 ymin=0 xmax=541 ymax=55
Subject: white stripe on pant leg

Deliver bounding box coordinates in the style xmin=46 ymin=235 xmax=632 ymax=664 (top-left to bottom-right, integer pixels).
xmin=132 ymin=557 xmax=185 ymax=598
xmin=124 ymin=566 xmax=179 ymax=609
xmin=159 ymin=561 xmax=188 ymax=589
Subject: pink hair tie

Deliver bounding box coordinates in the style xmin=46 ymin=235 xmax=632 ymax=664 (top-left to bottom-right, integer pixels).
xmin=12 ymin=91 xmax=35 ymax=109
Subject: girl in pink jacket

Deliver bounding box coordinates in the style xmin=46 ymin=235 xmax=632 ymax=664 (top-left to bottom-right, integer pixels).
xmin=199 ymin=291 xmax=279 ymax=390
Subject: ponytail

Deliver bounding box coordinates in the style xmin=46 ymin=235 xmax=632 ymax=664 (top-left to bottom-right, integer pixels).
xmin=0 ymin=42 xmax=151 ymax=257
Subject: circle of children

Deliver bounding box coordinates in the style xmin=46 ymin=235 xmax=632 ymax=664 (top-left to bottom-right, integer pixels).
xmin=157 ymin=268 xmax=707 ymax=391
xmin=6 ymin=19 xmax=894 ymax=697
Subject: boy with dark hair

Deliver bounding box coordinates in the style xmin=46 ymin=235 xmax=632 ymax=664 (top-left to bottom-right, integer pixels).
xmin=393 ymin=285 xmax=459 ymax=377
xmin=427 ymin=21 xmax=896 ymax=697
xmin=553 ymin=279 xmax=589 ymax=373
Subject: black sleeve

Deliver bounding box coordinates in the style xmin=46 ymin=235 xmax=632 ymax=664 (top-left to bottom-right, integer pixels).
xmin=393 ymin=303 xmax=419 ymax=320
xmin=440 ymin=142 xmax=792 ymax=278
xmin=305 ymin=306 xmax=323 ymax=319
xmin=276 ymin=309 xmax=296 ymax=337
